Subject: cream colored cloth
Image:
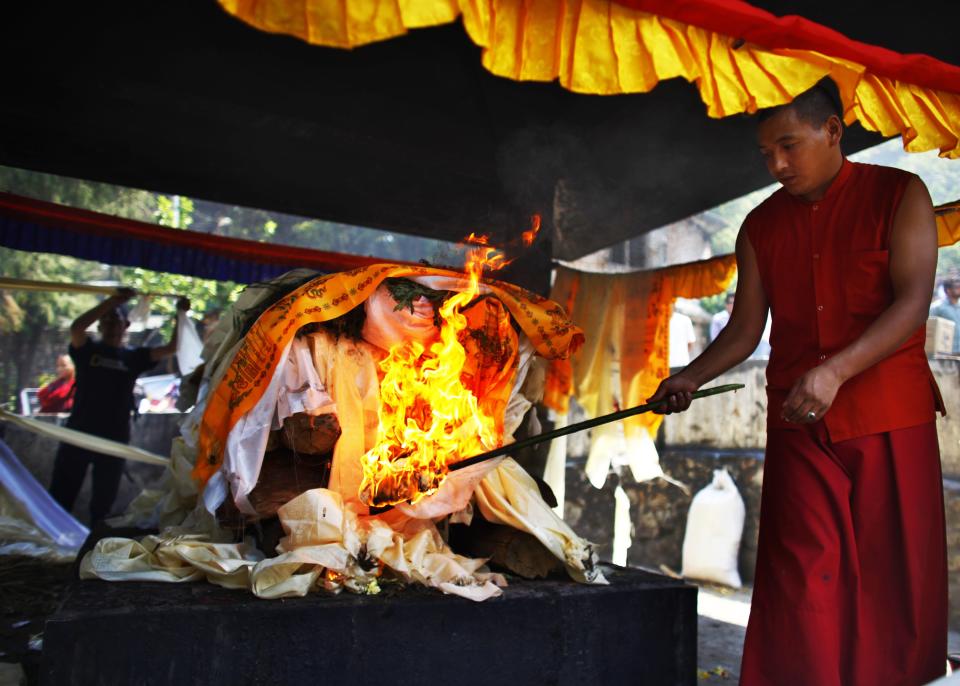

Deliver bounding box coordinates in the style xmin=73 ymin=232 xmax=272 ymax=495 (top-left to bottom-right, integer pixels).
xmin=110 ymin=437 xmax=206 ymax=531
xmin=0 ymin=408 xmax=169 ymax=466
xmin=83 ymin=488 xmax=507 ymax=601
xmin=80 ymin=535 xmax=261 ymax=588
xmin=474 ymin=458 xmax=605 ymax=584
xmin=542 ymin=411 xmax=568 ymax=518
xmin=85 ymin=433 xmax=603 ymax=600
xmin=547 ymin=257 xmax=737 ymax=490
xmin=308 ymin=332 xmax=383 ymax=512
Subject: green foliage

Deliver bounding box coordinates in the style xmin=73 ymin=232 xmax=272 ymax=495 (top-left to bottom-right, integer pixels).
xmin=0 ymin=166 xmax=156 ymax=223
xmin=115 ymin=197 xmax=242 ymax=334
xmin=0 ymin=250 xmax=101 ymax=329
xmin=155 ymin=195 xmax=194 ymax=229
xmin=936 ymin=244 xmax=960 ymax=280
xmin=708 ymin=225 xmax=738 ymax=256
xmin=0 ymin=247 xmax=102 ymax=406
xmin=699 ymin=293 xmax=727 ymax=316
xmin=0 ymin=171 xmax=235 ymax=405
xmin=0 ymin=164 xmax=457 ymax=406
xmin=117 ymin=267 xmax=243 ymax=335
xmin=699 ymin=275 xmax=737 ymax=315
xmin=851 ymin=140 xmax=957 ymax=206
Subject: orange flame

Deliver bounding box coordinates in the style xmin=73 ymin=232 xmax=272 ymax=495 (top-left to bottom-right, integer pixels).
xmin=522 ymin=214 xmax=541 ymax=247
xmin=465 ymin=232 xmax=490 ymax=245
xmin=358 ymin=246 xmax=506 ymax=507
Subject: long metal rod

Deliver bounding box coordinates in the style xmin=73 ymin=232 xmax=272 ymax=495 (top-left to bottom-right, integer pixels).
xmin=448 ymin=383 xmax=744 ymax=472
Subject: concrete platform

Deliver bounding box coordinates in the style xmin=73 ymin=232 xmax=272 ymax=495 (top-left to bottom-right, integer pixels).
xmin=41 ymin=566 xmax=697 ymax=685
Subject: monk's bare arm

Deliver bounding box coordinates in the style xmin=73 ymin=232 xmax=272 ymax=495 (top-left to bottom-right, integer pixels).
xmin=781 ymin=177 xmax=937 ymax=422
xmin=648 ymin=227 xmax=769 ymax=412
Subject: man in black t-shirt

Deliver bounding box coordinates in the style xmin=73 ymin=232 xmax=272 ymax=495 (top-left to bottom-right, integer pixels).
xmin=48 ymin=289 xmax=189 ymax=523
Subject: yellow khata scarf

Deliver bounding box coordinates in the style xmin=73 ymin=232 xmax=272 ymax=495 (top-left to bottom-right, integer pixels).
xmin=194 ymin=263 xmax=583 ymax=486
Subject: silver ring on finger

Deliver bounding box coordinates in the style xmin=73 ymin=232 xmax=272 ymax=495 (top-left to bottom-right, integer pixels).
xmin=806 ymin=410 xmax=816 ymax=421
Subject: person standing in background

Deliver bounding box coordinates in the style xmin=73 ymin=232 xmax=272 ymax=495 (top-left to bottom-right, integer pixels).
xmin=48 ymin=289 xmax=189 ymax=523
xmin=929 ymin=278 xmax=960 ymax=353
xmin=669 ymin=308 xmax=696 ymax=368
xmin=709 ymin=292 xmax=735 ymax=342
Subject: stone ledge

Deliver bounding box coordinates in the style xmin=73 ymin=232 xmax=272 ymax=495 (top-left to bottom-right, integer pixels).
xmin=41 ymin=566 xmax=697 ymax=686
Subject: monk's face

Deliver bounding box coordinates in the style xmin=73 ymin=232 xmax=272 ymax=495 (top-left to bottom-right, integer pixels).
xmin=55 ymin=355 xmax=74 ymax=380
xmin=757 ymin=107 xmax=843 ymax=202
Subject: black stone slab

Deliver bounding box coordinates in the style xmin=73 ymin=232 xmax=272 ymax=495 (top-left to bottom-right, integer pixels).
xmin=41 ymin=566 xmax=696 ymax=686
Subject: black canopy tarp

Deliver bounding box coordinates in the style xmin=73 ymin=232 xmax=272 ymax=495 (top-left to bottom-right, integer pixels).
xmin=1 ymin=1 xmax=957 ymax=260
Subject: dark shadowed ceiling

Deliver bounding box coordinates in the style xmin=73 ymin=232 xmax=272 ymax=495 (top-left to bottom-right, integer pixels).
xmin=1 ymin=2 xmax=957 ymax=260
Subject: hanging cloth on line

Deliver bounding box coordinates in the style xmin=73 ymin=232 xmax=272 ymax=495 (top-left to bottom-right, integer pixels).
xmin=936 ymin=200 xmax=960 ymax=247
xmin=543 ymin=254 xmax=737 ymax=489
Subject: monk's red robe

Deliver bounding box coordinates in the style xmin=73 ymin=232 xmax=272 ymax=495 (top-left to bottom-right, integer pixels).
xmin=741 ymin=159 xmax=947 ymax=685
xmin=37 ymin=376 xmax=74 ymax=413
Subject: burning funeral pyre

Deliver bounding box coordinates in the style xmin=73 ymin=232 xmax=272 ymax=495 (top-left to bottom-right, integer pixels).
xmin=358 ymin=244 xmax=507 ymax=508
xmin=80 ymin=236 xmax=605 ymax=601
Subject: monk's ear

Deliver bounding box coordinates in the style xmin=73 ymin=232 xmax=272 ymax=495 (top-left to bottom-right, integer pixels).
xmin=825 ymin=114 xmax=843 ymax=147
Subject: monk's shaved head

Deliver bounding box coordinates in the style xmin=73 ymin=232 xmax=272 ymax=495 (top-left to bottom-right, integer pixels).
xmin=758 ymin=79 xmax=843 ymax=128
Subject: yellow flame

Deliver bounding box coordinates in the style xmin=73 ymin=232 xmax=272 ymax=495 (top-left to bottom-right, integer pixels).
xmin=358 ymin=247 xmax=505 ymax=507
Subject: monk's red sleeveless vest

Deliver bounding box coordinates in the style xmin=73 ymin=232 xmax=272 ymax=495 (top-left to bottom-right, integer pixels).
xmin=746 ymin=159 xmax=943 ymax=441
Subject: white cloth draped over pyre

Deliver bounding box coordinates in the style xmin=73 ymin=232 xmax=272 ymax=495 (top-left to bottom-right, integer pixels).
xmin=81 ymin=263 xmax=606 ymax=600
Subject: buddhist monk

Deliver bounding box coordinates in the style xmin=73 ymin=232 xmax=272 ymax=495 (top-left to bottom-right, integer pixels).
xmin=650 ymin=79 xmax=946 ymax=685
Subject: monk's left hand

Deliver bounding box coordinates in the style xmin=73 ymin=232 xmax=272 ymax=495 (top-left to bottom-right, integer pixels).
xmin=781 ymin=365 xmax=842 ymax=423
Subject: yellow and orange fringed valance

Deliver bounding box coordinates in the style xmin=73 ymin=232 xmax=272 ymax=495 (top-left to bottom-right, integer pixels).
xmin=194 ymin=263 xmax=583 ymax=486
xmin=937 ymin=200 xmax=960 ymax=247
xmin=218 ymin=0 xmax=960 ymax=157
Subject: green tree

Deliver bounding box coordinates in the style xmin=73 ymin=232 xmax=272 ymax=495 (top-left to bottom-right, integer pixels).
xmin=0 ymin=248 xmax=103 ymax=406
xmin=0 ymin=172 xmax=239 ymax=404
xmin=116 ymin=196 xmax=243 ymax=334
xmin=0 ymin=164 xmax=459 ymax=406
xmin=0 ymin=167 xmax=157 ymax=406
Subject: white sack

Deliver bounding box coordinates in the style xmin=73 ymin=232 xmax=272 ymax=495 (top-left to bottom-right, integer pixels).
xmin=681 ymin=468 xmax=745 ymax=588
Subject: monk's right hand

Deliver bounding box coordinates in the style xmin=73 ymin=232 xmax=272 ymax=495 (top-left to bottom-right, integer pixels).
xmin=647 ymin=374 xmax=699 ymax=414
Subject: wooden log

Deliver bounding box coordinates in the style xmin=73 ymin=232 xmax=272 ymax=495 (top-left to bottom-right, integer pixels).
xmin=216 ymin=447 xmax=332 ymax=530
